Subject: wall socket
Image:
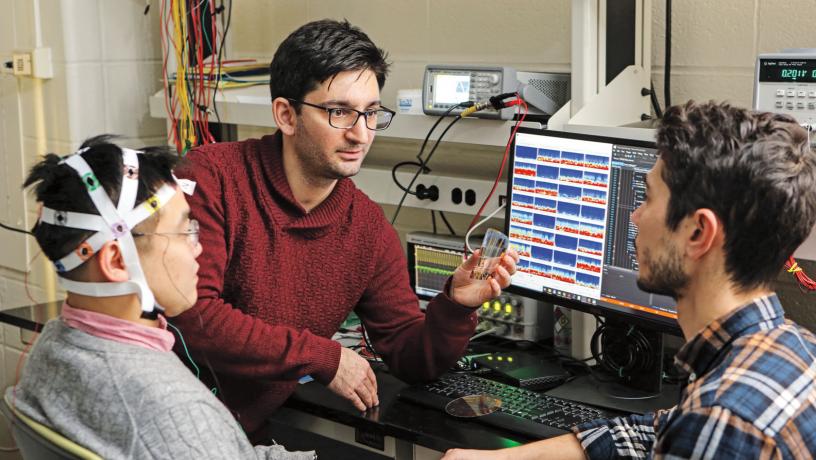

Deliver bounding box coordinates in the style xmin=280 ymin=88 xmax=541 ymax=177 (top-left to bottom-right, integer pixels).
xmin=10 ymin=48 xmax=52 ymax=79
xmin=353 ymin=167 xmax=506 ymax=215
xmin=11 ymin=53 xmax=31 ymax=76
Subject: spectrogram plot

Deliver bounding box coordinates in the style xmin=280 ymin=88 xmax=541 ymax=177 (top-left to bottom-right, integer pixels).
xmin=576 ymin=272 xmax=600 ymax=289
xmin=584 ymin=154 xmax=610 ymax=170
xmin=560 ymin=151 xmax=584 ymax=167
xmin=577 ymin=239 xmax=603 ymax=256
xmin=530 ymin=261 xmax=552 ymax=278
xmin=579 ymin=221 xmax=604 ymax=239
xmin=581 ymin=188 xmax=607 ymax=205
xmin=554 ymin=250 xmax=577 ymax=268
xmin=512 ymin=178 xmax=536 ymax=193
xmin=532 ymin=229 xmax=555 ymax=246
xmin=511 ymin=242 xmax=532 ymax=257
xmin=509 ymin=225 xmax=534 ymax=242
xmin=510 ymin=209 xmax=534 ymax=225
xmin=531 ymin=245 xmax=553 ymax=262
xmin=580 ymin=205 xmax=605 ymax=222
xmin=554 ymin=234 xmax=578 ymax=250
xmin=512 ymin=193 xmax=536 ymax=211
xmin=559 ymin=168 xmax=584 ymax=185
xmin=536 ymin=181 xmax=559 ymax=197
xmin=583 ymin=170 xmax=608 ymax=187
xmin=535 ymin=197 xmax=557 ymax=213
xmin=536 ymin=164 xmax=559 ymax=180
xmin=576 ymin=255 xmax=601 ymax=273
xmin=514 ymin=161 xmax=537 ymax=177
xmin=537 ymin=148 xmax=560 ymax=164
xmin=558 ymin=184 xmax=582 ymax=200
xmin=556 ymin=218 xmax=580 ymax=235
xmin=551 ymin=265 xmax=576 ymax=284
xmin=533 ymin=214 xmax=555 ymax=229
xmin=516 ymin=145 xmax=537 ymax=160
xmin=533 ymin=213 xmax=555 ymax=229
xmin=518 ymin=259 xmax=535 ymax=276
xmin=557 ymin=202 xmax=581 ymax=219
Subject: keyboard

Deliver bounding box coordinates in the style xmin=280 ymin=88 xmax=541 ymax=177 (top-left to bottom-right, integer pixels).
xmin=398 ymin=373 xmax=621 ymax=439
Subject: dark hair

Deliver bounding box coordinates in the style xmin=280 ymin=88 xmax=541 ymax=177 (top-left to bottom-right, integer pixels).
xmin=23 ymin=135 xmax=180 ymax=269
xmin=268 ymin=19 xmax=390 ymax=106
xmin=657 ymin=100 xmax=816 ymax=290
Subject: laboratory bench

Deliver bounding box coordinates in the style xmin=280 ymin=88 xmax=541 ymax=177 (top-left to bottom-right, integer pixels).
xmin=0 ymin=302 xmax=678 ymax=459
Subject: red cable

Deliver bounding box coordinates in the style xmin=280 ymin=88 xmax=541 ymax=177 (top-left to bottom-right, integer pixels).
xmin=785 ymin=256 xmax=816 ymax=291
xmin=467 ymin=95 xmax=528 ymax=233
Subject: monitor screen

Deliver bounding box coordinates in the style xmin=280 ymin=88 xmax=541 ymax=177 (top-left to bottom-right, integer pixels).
xmin=406 ymin=232 xmax=466 ymax=300
xmin=505 ymin=128 xmax=680 ymax=334
xmin=433 ymin=74 xmax=471 ymax=105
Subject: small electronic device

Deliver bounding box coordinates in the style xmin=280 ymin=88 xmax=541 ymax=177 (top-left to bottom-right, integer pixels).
xmin=754 ymin=49 xmax=816 ymax=128
xmin=406 ymin=231 xmax=553 ymax=341
xmin=473 ymin=352 xmax=570 ymax=390
xmin=422 ymin=65 xmax=570 ymax=120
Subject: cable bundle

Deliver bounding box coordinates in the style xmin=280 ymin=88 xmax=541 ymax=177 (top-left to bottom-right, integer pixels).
xmin=160 ymin=0 xmax=232 ymax=155
xmin=785 ymin=256 xmax=816 ymax=291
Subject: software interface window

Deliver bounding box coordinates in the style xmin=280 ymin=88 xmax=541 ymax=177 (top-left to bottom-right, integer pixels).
xmin=508 ymin=132 xmax=677 ymax=322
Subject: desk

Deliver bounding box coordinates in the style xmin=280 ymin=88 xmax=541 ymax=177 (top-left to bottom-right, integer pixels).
xmin=1 ymin=303 xmax=677 ymax=459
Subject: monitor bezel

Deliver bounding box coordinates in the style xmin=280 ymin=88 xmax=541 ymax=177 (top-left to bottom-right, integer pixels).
xmin=503 ymin=127 xmax=683 ymax=336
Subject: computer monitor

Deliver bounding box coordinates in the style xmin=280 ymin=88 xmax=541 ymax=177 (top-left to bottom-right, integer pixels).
xmin=406 ymin=232 xmax=466 ymax=301
xmin=504 ymin=128 xmax=681 ymax=335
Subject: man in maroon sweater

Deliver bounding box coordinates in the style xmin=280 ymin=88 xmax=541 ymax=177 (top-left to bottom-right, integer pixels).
xmin=172 ymin=19 xmax=519 ymax=437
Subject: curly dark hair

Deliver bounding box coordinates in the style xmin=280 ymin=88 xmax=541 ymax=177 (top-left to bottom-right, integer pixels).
xmin=657 ymin=100 xmax=816 ymax=290
xmin=268 ymin=19 xmax=390 ymax=107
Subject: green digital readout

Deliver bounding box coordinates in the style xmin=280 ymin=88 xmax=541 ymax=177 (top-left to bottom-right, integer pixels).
xmin=780 ymin=69 xmax=816 ymax=81
xmin=760 ymin=59 xmax=816 ymax=83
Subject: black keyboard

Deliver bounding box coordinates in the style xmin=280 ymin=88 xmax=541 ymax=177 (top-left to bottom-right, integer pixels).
xmin=398 ymin=373 xmax=620 ymax=439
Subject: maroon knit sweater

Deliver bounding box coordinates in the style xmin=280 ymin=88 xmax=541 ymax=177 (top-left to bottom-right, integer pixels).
xmin=172 ymin=132 xmax=478 ymax=433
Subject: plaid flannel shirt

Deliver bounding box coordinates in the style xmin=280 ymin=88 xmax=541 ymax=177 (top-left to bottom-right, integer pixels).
xmin=573 ymin=294 xmax=816 ymax=459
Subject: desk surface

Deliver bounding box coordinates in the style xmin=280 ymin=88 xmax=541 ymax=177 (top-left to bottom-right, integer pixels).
xmin=2 ymin=302 xmax=677 ymax=454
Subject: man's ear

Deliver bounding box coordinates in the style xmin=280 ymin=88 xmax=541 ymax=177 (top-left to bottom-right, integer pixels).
xmin=95 ymin=241 xmax=129 ymax=282
xmin=272 ymin=97 xmax=297 ymax=136
xmin=686 ymin=209 xmax=721 ymax=260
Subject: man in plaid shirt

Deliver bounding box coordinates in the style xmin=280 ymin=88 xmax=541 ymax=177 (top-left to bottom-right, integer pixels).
xmin=443 ymin=100 xmax=816 ymax=459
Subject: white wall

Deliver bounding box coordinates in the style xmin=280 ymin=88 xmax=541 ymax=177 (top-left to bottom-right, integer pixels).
xmin=0 ymin=0 xmax=166 ymax=310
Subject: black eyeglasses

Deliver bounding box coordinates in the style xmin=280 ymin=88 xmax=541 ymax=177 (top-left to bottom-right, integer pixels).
xmin=287 ymin=98 xmax=396 ymax=131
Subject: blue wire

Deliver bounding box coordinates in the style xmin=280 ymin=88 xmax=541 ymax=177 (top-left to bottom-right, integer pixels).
xmin=167 ymin=321 xmax=201 ymax=379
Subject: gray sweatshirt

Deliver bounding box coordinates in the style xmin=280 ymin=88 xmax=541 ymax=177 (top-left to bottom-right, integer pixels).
xmin=7 ymin=319 xmax=315 ymax=459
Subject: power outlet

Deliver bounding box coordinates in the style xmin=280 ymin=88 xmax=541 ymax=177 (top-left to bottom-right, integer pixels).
xmin=12 ymin=53 xmax=31 ymax=76
xmin=10 ymin=48 xmax=52 ymax=79
xmin=353 ymin=167 xmax=506 ymax=214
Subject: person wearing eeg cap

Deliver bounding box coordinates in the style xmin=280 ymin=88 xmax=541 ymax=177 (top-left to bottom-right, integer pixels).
xmin=9 ymin=135 xmax=315 ymax=459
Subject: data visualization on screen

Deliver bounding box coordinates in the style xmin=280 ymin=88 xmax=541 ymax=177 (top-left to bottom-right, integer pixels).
xmin=505 ymin=129 xmax=678 ymax=331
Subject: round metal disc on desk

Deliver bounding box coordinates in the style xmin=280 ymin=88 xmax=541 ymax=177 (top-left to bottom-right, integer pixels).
xmin=444 ymin=394 xmax=503 ymax=418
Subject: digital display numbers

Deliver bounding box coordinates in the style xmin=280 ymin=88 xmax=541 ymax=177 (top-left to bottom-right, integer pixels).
xmin=760 ymin=59 xmax=816 ymax=83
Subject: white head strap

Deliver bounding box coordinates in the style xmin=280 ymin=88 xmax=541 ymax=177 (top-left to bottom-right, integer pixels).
xmin=41 ymin=147 xmax=177 ymax=315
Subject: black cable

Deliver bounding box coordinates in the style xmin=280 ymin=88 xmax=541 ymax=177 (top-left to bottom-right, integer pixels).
xmin=439 ymin=211 xmax=456 ymax=236
xmin=431 ymin=210 xmax=437 ymax=234
xmin=391 ymin=161 xmax=423 ymax=195
xmin=0 ymin=222 xmax=32 ymax=236
xmin=664 ymin=0 xmax=672 ymax=109
xmin=212 ymin=0 xmax=232 ymax=128
xmin=390 ymin=115 xmax=463 ymax=225
xmin=414 ymin=102 xmax=470 ymax=163
xmin=650 ymin=81 xmax=663 ymax=118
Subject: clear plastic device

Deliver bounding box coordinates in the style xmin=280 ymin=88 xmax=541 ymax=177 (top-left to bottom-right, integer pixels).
xmin=471 ymin=228 xmax=509 ymax=281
